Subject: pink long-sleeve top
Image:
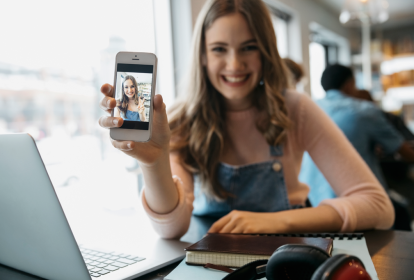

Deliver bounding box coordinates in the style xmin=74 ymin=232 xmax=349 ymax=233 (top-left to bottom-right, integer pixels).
xmin=141 ymin=90 xmax=394 ymax=239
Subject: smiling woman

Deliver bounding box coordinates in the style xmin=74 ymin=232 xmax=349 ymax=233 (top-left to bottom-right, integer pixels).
xmin=168 ymin=0 xmax=290 ymax=200
xmin=98 ymin=0 xmax=395 ymax=240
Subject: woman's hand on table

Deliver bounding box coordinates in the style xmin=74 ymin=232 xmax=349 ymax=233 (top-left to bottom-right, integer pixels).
xmin=208 ymin=206 xmax=343 ymax=234
xmin=98 ymin=83 xmax=171 ymax=166
xmin=208 ymin=210 xmax=287 ymax=234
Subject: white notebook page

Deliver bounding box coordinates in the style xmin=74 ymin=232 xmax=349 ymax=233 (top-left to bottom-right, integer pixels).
xmin=165 ymin=259 xmax=227 ymax=280
xmin=332 ymin=237 xmax=378 ymax=280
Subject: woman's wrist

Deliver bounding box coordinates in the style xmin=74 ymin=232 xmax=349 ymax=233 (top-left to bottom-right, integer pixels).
xmin=272 ymin=206 xmax=343 ymax=233
xmin=139 ymin=110 xmax=146 ymax=121
xmin=140 ymin=149 xmax=179 ymax=214
xmin=139 ymin=146 xmax=170 ymax=169
xmin=266 ymin=211 xmax=290 ymax=233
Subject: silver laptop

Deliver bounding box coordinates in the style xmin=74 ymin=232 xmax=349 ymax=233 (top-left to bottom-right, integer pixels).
xmin=0 ymin=133 xmax=190 ymax=280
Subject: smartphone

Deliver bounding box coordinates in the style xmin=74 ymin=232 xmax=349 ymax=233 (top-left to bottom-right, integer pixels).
xmin=110 ymin=52 xmax=157 ymax=142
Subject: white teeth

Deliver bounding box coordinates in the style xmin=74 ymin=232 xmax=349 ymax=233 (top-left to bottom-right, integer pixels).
xmin=224 ymin=75 xmax=247 ymax=83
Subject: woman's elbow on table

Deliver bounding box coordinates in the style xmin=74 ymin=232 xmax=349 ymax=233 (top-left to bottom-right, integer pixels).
xmin=374 ymin=193 xmax=395 ymax=230
xmin=150 ymin=218 xmax=192 ymax=240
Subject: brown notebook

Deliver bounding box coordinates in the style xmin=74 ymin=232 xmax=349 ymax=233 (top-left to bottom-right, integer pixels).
xmin=185 ymin=233 xmax=333 ymax=268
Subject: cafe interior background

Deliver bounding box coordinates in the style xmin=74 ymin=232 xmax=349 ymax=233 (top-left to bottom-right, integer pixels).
xmin=1 ymin=0 xmax=414 ymax=235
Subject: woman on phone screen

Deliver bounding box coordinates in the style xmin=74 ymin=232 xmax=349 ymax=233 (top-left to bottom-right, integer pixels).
xmin=99 ymin=0 xmax=394 ymax=239
xmin=114 ymin=75 xmax=146 ymax=122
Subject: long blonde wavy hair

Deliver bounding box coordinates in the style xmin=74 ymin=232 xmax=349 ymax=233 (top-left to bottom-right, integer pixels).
xmin=168 ymin=0 xmax=291 ymax=200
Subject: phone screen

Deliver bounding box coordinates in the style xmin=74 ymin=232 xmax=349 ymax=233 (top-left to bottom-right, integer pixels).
xmin=114 ymin=63 xmax=153 ymax=130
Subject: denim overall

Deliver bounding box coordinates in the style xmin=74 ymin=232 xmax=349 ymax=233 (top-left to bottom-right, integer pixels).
xmin=192 ymin=145 xmax=292 ymax=218
xmin=121 ymin=110 xmax=141 ymax=121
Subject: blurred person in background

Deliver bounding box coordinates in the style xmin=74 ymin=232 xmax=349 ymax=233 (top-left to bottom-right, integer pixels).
xmin=300 ymin=64 xmax=414 ymax=230
xmin=355 ymin=89 xmax=414 ymax=142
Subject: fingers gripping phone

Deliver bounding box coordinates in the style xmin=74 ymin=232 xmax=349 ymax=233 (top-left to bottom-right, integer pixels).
xmin=110 ymin=52 xmax=157 ymax=142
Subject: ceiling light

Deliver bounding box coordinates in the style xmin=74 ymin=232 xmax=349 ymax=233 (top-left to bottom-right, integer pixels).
xmin=339 ymin=11 xmax=351 ymax=24
xmin=340 ymin=0 xmax=389 ymax=26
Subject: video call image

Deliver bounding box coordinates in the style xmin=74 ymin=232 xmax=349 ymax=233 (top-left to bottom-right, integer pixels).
xmin=114 ymin=70 xmax=152 ymax=123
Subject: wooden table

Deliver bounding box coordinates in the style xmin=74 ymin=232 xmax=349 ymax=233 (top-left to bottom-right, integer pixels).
xmin=364 ymin=230 xmax=414 ymax=280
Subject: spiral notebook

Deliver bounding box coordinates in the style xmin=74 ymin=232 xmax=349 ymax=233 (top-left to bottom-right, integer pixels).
xmin=166 ymin=233 xmax=378 ymax=280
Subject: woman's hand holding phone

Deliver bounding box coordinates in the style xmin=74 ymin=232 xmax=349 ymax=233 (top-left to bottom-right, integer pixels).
xmin=99 ymin=83 xmax=179 ymax=215
xmin=99 ymin=83 xmax=171 ymax=166
xmin=99 ymin=52 xmax=178 ymax=215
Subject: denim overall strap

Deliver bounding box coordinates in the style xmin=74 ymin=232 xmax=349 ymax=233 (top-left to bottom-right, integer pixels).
xmin=192 ymin=144 xmax=292 ymax=218
xmin=270 ymin=145 xmax=283 ymax=157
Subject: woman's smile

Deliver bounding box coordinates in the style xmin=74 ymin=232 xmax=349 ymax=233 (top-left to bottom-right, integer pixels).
xmin=221 ymin=74 xmax=250 ymax=87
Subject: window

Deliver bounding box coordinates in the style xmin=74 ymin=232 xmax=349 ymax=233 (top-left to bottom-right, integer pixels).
xmin=0 ymin=1 xmax=155 ymax=215
xmin=309 ymin=42 xmax=327 ymax=99
xmin=268 ymin=7 xmax=291 ymax=58
xmin=271 ymin=15 xmax=289 ymax=58
xmin=308 ymin=22 xmax=351 ymax=99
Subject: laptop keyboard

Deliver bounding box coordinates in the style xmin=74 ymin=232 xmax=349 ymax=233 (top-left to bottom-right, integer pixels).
xmin=79 ymin=245 xmax=146 ymax=278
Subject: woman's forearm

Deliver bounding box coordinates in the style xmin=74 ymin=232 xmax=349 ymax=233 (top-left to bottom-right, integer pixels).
xmin=141 ymin=150 xmax=179 ymax=214
xmin=208 ymin=205 xmax=343 ymax=234
xmin=277 ymin=205 xmax=343 ymax=233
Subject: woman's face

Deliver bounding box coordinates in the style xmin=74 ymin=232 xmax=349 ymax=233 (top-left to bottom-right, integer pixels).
xmin=123 ymin=79 xmax=136 ymax=99
xmin=205 ymin=13 xmax=262 ymax=111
